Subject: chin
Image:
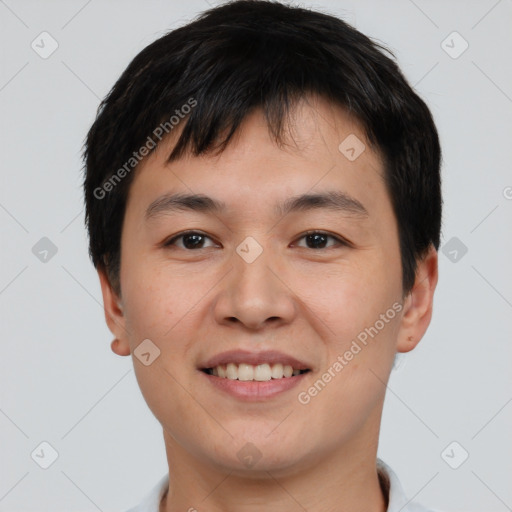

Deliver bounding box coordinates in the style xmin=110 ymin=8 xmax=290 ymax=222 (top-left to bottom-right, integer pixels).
xmin=205 ymin=430 xmax=313 ymax=474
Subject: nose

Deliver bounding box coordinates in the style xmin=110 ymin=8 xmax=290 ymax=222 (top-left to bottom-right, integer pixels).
xmin=213 ymin=243 xmax=296 ymax=331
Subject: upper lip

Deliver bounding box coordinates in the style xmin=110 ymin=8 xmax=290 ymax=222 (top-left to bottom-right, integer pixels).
xmin=200 ymin=350 xmax=311 ymax=370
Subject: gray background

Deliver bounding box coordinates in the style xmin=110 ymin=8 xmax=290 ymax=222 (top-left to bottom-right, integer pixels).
xmin=1 ymin=0 xmax=511 ymax=510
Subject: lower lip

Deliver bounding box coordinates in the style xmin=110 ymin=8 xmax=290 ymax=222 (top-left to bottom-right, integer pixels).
xmin=199 ymin=370 xmax=310 ymax=401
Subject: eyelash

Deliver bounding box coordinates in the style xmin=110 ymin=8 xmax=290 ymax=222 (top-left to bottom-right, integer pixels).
xmin=163 ymin=230 xmax=349 ymax=251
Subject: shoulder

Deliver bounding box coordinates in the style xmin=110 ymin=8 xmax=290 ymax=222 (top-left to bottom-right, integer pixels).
xmin=404 ymin=504 xmax=443 ymax=512
xmin=377 ymin=459 xmax=443 ymax=512
xmin=124 ymin=473 xmax=169 ymax=512
xmin=405 ymin=505 xmax=445 ymax=512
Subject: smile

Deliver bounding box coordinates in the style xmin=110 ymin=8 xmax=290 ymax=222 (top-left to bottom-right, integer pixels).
xmin=202 ymin=363 xmax=311 ymax=381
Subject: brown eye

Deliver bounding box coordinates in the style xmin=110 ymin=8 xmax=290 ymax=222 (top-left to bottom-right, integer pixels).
xmin=295 ymin=231 xmax=346 ymax=250
xmin=164 ymin=231 xmax=217 ymax=250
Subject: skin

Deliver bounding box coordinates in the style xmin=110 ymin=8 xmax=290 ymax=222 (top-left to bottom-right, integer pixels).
xmin=98 ymin=95 xmax=438 ymax=512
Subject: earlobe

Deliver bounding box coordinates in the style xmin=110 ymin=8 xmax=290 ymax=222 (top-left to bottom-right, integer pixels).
xmin=97 ymin=267 xmax=131 ymax=357
xmin=396 ymin=245 xmax=439 ymax=353
xmin=111 ymin=338 xmax=131 ymax=357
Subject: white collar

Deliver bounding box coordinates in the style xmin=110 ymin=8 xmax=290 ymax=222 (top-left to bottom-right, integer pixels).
xmin=377 ymin=458 xmax=434 ymax=511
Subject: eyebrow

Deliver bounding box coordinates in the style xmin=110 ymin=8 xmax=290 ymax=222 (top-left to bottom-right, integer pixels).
xmin=145 ymin=190 xmax=369 ymax=221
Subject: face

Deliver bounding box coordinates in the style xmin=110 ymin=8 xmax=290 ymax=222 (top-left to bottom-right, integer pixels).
xmin=100 ymin=95 xmax=437 ymax=476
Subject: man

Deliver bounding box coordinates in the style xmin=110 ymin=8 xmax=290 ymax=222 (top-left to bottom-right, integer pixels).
xmin=83 ymin=1 xmax=442 ymax=510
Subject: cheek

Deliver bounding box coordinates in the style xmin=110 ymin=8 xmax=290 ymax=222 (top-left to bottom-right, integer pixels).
xmin=122 ymin=267 xmax=195 ymax=340
xmin=119 ymin=261 xmax=207 ymax=423
xmin=290 ymin=254 xmax=402 ymax=386
xmin=294 ymin=271 xmax=401 ymax=445
xmin=291 ymin=254 xmax=400 ymax=334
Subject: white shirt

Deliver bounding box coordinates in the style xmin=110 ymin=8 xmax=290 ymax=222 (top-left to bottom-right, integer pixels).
xmin=125 ymin=458 xmax=440 ymax=512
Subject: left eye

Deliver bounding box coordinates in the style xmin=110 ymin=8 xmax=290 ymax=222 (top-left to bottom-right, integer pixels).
xmin=164 ymin=230 xmax=345 ymax=251
xmin=294 ymin=231 xmax=346 ymax=250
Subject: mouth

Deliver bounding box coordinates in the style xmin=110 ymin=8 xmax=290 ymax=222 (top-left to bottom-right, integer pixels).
xmin=198 ymin=349 xmax=313 ymax=400
xmin=201 ymin=363 xmax=311 ymax=381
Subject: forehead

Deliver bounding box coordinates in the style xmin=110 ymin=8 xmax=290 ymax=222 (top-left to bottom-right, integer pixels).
xmin=125 ymin=96 xmax=388 ymax=221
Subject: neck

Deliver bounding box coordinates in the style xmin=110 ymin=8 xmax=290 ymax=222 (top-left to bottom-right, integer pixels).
xmin=159 ymin=412 xmax=388 ymax=512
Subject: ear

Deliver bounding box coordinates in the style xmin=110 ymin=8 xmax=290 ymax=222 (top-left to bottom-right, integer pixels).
xmin=97 ymin=267 xmax=131 ymax=356
xmin=396 ymin=245 xmax=438 ymax=353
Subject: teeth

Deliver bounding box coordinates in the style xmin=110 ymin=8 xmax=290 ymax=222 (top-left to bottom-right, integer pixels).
xmin=238 ymin=363 xmax=254 ymax=381
xmin=283 ymin=365 xmax=293 ymax=378
xmin=254 ymin=363 xmax=271 ymax=381
xmin=271 ymin=364 xmax=284 ymax=379
xmin=226 ymin=363 xmax=238 ymax=380
xmin=207 ymin=363 xmax=307 ymax=380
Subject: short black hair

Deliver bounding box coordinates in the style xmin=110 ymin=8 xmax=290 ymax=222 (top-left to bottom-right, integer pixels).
xmin=83 ymin=0 xmax=442 ymax=298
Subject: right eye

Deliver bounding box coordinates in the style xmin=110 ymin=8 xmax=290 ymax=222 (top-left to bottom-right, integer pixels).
xmin=163 ymin=231 xmax=218 ymax=250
